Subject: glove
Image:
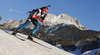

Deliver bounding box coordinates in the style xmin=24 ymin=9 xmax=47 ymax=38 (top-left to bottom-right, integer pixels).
xmin=41 ymin=20 xmax=44 ymax=22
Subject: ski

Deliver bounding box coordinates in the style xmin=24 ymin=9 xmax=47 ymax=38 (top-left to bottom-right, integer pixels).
xmin=28 ymin=38 xmax=52 ymax=49
xmin=17 ymin=34 xmax=52 ymax=49
xmin=3 ymin=30 xmax=52 ymax=49
xmin=13 ymin=35 xmax=25 ymax=41
xmin=10 ymin=34 xmax=25 ymax=41
xmin=4 ymin=30 xmax=25 ymax=41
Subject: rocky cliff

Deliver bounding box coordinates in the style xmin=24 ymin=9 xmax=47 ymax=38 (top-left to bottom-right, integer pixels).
xmin=0 ymin=14 xmax=88 ymax=30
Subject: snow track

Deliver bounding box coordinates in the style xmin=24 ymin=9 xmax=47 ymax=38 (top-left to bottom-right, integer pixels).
xmin=0 ymin=29 xmax=73 ymax=55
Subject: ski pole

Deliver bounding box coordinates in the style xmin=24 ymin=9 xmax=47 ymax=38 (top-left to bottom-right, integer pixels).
xmin=10 ymin=5 xmax=51 ymax=14
xmin=10 ymin=9 xmax=29 ymax=14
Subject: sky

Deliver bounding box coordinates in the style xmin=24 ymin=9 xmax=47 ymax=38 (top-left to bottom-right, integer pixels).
xmin=0 ymin=0 xmax=100 ymax=31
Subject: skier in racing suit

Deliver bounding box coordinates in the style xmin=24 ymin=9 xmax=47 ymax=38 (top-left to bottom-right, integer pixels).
xmin=12 ymin=7 xmax=48 ymax=40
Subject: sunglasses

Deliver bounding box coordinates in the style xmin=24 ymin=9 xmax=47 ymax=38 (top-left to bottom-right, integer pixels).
xmin=45 ymin=11 xmax=48 ymax=12
xmin=43 ymin=10 xmax=48 ymax=12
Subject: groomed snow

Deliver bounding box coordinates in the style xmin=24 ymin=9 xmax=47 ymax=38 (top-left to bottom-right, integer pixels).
xmin=0 ymin=29 xmax=74 ymax=55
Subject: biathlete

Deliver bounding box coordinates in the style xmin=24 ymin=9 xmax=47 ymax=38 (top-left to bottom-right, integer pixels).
xmin=12 ymin=5 xmax=50 ymax=40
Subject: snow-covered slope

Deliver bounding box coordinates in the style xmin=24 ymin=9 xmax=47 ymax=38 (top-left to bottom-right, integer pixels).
xmin=0 ymin=29 xmax=73 ymax=55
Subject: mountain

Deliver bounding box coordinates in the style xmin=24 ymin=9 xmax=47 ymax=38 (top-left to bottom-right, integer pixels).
xmin=0 ymin=14 xmax=100 ymax=54
xmin=0 ymin=29 xmax=73 ymax=55
xmin=0 ymin=14 xmax=88 ymax=30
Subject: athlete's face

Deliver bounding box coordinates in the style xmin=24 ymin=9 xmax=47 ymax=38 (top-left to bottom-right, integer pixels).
xmin=42 ymin=9 xmax=48 ymax=15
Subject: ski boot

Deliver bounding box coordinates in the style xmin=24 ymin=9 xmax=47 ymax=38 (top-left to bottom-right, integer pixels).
xmin=12 ymin=30 xmax=18 ymax=35
xmin=28 ymin=33 xmax=33 ymax=41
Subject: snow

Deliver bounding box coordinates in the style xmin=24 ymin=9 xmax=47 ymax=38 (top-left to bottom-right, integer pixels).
xmin=68 ymin=47 xmax=100 ymax=55
xmin=81 ymin=48 xmax=100 ymax=55
xmin=56 ymin=44 xmax=65 ymax=50
xmin=0 ymin=29 xmax=74 ymax=55
xmin=45 ymin=14 xmax=78 ymax=26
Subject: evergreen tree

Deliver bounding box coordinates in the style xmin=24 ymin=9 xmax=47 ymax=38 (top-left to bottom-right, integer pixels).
xmin=0 ymin=14 xmax=2 ymax=20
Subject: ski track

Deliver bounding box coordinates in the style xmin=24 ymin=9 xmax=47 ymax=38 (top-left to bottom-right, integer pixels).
xmin=0 ymin=30 xmax=74 ymax=55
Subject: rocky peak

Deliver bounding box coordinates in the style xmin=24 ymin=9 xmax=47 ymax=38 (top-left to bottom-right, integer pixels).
xmin=0 ymin=14 xmax=88 ymax=30
xmin=44 ymin=14 xmax=88 ymax=30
